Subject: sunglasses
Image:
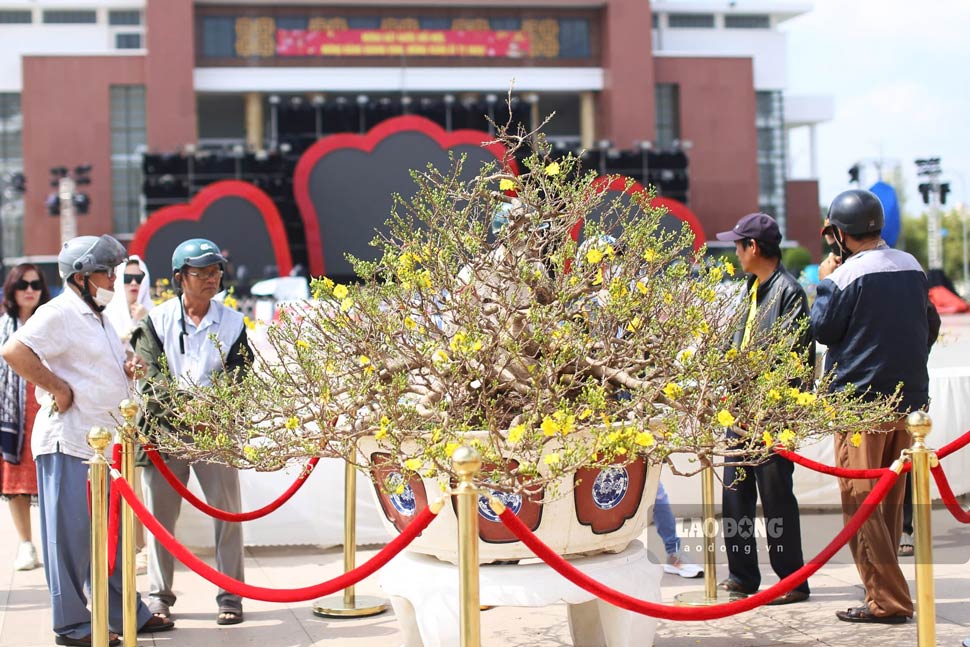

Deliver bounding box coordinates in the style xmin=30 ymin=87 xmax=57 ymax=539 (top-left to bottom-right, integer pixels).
xmin=14 ymin=279 xmax=44 ymax=291
xmin=123 ymin=273 xmax=146 ymax=284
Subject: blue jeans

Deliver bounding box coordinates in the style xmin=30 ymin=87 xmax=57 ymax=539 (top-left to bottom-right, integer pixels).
xmin=654 ymin=481 xmax=679 ymax=555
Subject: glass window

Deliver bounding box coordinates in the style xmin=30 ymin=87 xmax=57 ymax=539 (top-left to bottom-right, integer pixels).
xmin=490 ymin=17 xmax=521 ymax=31
xmin=110 ymin=86 xmax=146 ymax=233
xmin=652 ymin=14 xmax=658 ymax=29
xmin=115 ymin=33 xmax=142 ymax=49
xmin=108 ymin=10 xmax=141 ymax=26
xmin=347 ymin=16 xmax=380 ymax=29
xmin=0 ymin=10 xmax=32 ymax=24
xmin=668 ymin=13 xmax=715 ymax=28
xmin=419 ymin=17 xmax=451 ymax=30
xmin=725 ymin=14 xmax=770 ymax=29
xmin=558 ymin=18 xmax=590 ymax=59
xmin=201 ymin=16 xmax=235 ymax=58
xmin=0 ymin=93 xmax=24 ymax=258
xmin=42 ymin=10 xmax=97 ymax=24
xmin=654 ymin=84 xmax=680 ymax=149
xmin=276 ymin=16 xmax=308 ymax=31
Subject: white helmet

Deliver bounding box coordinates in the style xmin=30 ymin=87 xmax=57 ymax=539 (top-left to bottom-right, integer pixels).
xmin=58 ymin=235 xmax=127 ymax=280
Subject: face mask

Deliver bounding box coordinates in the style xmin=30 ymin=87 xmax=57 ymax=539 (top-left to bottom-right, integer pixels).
xmin=93 ymin=286 xmax=116 ymax=308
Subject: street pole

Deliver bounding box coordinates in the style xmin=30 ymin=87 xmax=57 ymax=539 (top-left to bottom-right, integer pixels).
xmin=58 ymin=176 xmax=77 ymax=247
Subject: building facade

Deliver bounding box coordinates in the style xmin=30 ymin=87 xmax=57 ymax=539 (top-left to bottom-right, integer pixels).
xmin=0 ymin=0 xmax=831 ymax=268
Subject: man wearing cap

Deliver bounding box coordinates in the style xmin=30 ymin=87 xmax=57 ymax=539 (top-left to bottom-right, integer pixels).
xmin=0 ymin=235 xmax=174 ymax=645
xmin=812 ymin=189 xmax=939 ymax=624
xmin=714 ymin=213 xmax=814 ymax=606
xmin=132 ymin=237 xmax=250 ymax=626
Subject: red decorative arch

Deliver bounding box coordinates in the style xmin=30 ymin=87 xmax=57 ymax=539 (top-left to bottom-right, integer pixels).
xmin=588 ymin=176 xmax=706 ymax=252
xmin=293 ymin=115 xmax=515 ymax=277
xmin=130 ymin=180 xmax=293 ymax=277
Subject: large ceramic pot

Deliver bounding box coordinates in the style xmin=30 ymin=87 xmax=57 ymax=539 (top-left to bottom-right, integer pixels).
xmin=359 ymin=435 xmax=661 ymax=564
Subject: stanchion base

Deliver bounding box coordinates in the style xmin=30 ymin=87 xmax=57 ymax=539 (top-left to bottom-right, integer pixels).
xmin=674 ymin=589 xmax=746 ymax=606
xmin=312 ymin=595 xmax=388 ymax=618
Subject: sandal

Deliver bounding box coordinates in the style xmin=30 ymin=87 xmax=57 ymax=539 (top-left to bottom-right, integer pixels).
xmin=835 ymin=605 xmax=908 ymax=624
xmin=139 ymin=613 xmax=175 ymax=633
xmin=217 ymin=609 xmax=244 ymax=625
xmin=898 ymin=532 xmax=914 ymax=557
xmin=54 ymin=634 xmax=120 ymax=647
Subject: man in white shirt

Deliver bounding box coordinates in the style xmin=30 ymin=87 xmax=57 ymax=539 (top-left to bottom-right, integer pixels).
xmin=1 ymin=235 xmax=174 ymax=646
xmin=131 ymin=238 xmax=250 ymax=626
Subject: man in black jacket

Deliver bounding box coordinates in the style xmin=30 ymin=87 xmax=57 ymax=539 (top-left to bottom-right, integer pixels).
xmin=715 ymin=212 xmax=813 ymax=605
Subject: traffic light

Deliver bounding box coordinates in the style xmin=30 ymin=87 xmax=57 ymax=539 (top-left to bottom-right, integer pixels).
xmin=848 ymin=164 xmax=860 ymax=184
xmin=940 ymin=183 xmax=950 ymax=205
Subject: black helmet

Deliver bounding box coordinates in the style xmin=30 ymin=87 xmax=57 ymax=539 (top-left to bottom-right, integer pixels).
xmin=826 ymin=189 xmax=884 ymax=236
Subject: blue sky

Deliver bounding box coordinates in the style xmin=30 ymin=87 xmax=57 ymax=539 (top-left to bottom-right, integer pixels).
xmin=781 ymin=0 xmax=970 ymax=215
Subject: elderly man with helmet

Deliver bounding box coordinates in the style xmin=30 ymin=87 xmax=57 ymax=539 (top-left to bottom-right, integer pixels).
xmin=131 ymin=238 xmax=250 ymax=626
xmin=0 ymin=235 xmax=174 ymax=646
xmin=812 ymin=189 xmax=940 ymax=625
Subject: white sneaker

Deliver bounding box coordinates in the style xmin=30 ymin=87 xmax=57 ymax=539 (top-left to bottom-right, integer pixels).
xmin=14 ymin=541 xmax=38 ymax=571
xmin=664 ymin=551 xmax=703 ymax=578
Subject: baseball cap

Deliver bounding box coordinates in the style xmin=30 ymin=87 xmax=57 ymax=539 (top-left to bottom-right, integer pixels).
xmin=715 ymin=212 xmax=782 ymax=244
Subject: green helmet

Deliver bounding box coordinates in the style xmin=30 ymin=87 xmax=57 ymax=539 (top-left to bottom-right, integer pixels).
xmin=171 ymin=238 xmax=226 ymax=272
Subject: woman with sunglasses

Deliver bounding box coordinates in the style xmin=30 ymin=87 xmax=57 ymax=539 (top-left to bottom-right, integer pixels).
xmin=104 ymin=255 xmax=153 ymax=344
xmin=0 ymin=263 xmax=51 ymax=571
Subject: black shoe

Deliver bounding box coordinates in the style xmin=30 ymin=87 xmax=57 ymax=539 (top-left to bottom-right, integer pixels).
xmin=767 ymin=590 xmax=810 ymax=606
xmin=54 ymin=634 xmax=120 ymax=647
xmin=835 ymin=605 xmax=909 ymax=624
xmin=718 ymin=578 xmax=757 ymax=596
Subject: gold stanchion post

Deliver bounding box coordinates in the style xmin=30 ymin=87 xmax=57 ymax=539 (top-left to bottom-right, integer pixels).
xmin=675 ymin=459 xmax=744 ymax=606
xmin=906 ymin=411 xmax=937 ymax=647
xmin=118 ymin=401 xmax=140 ymax=646
xmin=453 ymin=446 xmax=482 ymax=647
xmin=87 ymin=426 xmax=112 ymax=647
xmin=312 ymin=461 xmax=388 ymax=617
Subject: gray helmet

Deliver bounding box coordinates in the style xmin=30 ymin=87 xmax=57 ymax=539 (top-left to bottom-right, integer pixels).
xmin=171 ymin=238 xmax=226 ymax=272
xmin=58 ymin=235 xmax=127 ymax=280
xmin=826 ymin=189 xmax=884 ymax=236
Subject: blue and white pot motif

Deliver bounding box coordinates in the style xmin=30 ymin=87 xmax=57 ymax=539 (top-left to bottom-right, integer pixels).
xmin=387 ymin=472 xmax=417 ymax=517
xmin=592 ymin=466 xmax=630 ymax=510
xmin=478 ymin=490 xmax=522 ymax=522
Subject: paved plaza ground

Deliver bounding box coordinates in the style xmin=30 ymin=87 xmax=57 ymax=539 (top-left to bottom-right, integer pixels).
xmin=2 ymin=315 xmax=970 ymax=646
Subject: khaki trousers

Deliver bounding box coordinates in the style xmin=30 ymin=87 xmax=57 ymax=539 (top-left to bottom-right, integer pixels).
xmin=835 ymin=419 xmax=914 ymax=618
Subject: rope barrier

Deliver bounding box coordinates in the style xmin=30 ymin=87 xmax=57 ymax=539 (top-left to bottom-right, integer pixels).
xmin=111 ymin=471 xmax=439 ymax=602
xmin=143 ymin=445 xmax=320 ymax=522
xmin=936 ymin=430 xmax=970 ymax=460
xmin=931 ymin=464 xmax=970 ymax=524
xmin=495 ymin=468 xmax=902 ymax=621
xmin=107 ymin=444 xmax=122 ymax=576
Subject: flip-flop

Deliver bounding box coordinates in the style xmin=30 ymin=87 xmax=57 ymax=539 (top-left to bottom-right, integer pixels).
xmin=216 ymin=609 xmax=244 ymax=625
xmin=835 ymin=605 xmax=908 ymax=624
xmin=898 ymin=532 xmax=914 ymax=557
xmin=139 ymin=613 xmax=175 ymax=633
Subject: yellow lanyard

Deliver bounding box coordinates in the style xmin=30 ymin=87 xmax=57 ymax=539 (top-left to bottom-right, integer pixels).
xmin=740 ymin=278 xmax=760 ymax=349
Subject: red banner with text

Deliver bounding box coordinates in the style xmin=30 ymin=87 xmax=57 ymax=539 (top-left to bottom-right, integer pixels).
xmin=277 ymin=29 xmax=531 ymax=58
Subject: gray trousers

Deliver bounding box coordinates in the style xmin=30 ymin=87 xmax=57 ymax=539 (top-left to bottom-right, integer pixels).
xmin=36 ymin=453 xmax=153 ymax=639
xmin=142 ymin=457 xmax=245 ymax=612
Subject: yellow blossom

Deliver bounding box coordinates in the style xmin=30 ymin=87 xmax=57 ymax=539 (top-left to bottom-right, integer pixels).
xmin=507 ymin=424 xmax=526 ymax=444
xmin=586 ymin=247 xmax=604 ymax=265
xmin=796 ymin=392 xmax=817 ymax=406
xmin=394 ymin=483 xmax=406 ymax=495
xmin=243 ymin=315 xmax=256 ymax=330
xmin=359 ymin=355 xmax=371 ymax=366
xmin=432 ymin=349 xmax=450 ymax=364
xmin=767 ymin=389 xmax=782 ymax=403
xmin=243 ymin=446 xmax=258 ymax=461
xmin=787 ymin=387 xmax=802 ymax=399
xmin=333 ymin=284 xmax=349 ymax=299
xmin=724 ymin=260 xmax=736 ymax=276
xmin=644 ymin=248 xmax=658 ymax=262
xmin=375 ymin=416 xmax=390 ymax=440
xmin=321 ymin=277 xmax=334 ymax=290
xmin=663 ymin=383 xmax=683 ymax=400
xmin=544 ymin=162 xmax=560 ymax=176
xmin=499 ymin=178 xmax=516 ymax=191
xmin=762 ymin=431 xmax=773 ymax=447
xmin=634 ymin=431 xmax=655 ymax=447
xmin=543 ymin=452 xmax=561 ymax=465
xmin=403 ymin=316 xmax=417 ymax=330
xmin=415 ymin=269 xmax=432 ymax=289
xmin=296 ymin=339 xmax=309 ymax=349
xmin=404 ymin=458 xmax=422 ymax=471
xmin=592 ymin=267 xmax=604 ymax=286
xmin=626 ymin=317 xmax=643 ymax=333
xmin=541 ymin=416 xmax=560 ymax=437
xmin=778 ymin=429 xmax=796 ymax=446
xmin=709 ymin=267 xmax=724 ymax=282
xmin=223 ymin=294 xmax=238 ymax=310
xmin=850 ymin=432 xmax=863 ymax=447
xmin=636 ymin=280 xmax=648 ymax=295
xmin=340 ymin=297 xmax=354 ymax=312
xmin=716 ymin=410 xmax=736 ymax=427
xmin=285 ymin=416 xmax=299 ymax=430
xmin=578 ymin=408 xmax=592 ymax=420
xmin=445 ymin=442 xmax=460 ymax=457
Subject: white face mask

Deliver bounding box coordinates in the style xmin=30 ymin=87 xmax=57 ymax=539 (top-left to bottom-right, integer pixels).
xmin=93 ymin=286 xmax=116 ymax=308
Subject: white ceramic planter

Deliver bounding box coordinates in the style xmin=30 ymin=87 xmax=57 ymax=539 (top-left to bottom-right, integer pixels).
xmin=359 ymin=436 xmax=661 ymax=565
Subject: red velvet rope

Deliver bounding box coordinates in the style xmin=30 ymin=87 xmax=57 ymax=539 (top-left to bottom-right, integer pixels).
xmin=107 ymin=444 xmax=122 ymax=576
xmin=143 ymin=445 xmax=320 ymax=522
xmin=931 ymin=464 xmax=970 ymax=524
xmin=936 ymin=430 xmax=970 ymax=460
xmin=112 ymin=472 xmax=437 ymax=602
xmin=497 ymin=469 xmax=901 ymax=621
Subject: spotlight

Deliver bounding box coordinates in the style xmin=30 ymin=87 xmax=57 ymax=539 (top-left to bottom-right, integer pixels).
xmin=311 ymin=94 xmax=325 ymax=107
xmin=72 ymin=192 xmax=90 ymax=214
xmin=290 ymin=95 xmax=304 ymax=107
xmin=485 ymin=93 xmax=498 ymax=105
xmin=46 ymin=192 xmax=60 ymax=215
xmin=356 ymin=94 xmax=370 ymax=106
xmin=280 ymin=142 xmax=292 ymax=154
xmin=443 ymin=94 xmax=455 ymax=105
xmin=268 ymin=95 xmax=281 ymax=105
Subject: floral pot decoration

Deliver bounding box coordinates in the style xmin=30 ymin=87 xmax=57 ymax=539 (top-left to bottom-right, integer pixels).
xmin=144 ymin=110 xmax=901 ymax=562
